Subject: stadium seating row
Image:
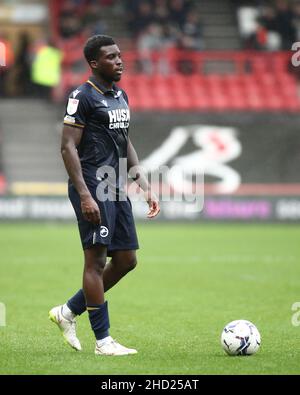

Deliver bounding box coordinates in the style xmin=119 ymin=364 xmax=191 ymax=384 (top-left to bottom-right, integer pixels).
xmin=56 ymin=49 xmax=300 ymax=111
xmin=118 ymin=73 xmax=300 ymax=111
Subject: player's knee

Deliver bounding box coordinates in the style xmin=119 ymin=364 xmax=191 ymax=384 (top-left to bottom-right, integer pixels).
xmin=125 ymin=256 xmax=137 ymax=272
xmin=85 ymin=256 xmax=106 ymax=274
xmin=95 ymin=256 xmax=106 ymax=272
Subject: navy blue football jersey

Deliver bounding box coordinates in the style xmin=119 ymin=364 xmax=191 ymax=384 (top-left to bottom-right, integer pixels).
xmin=63 ymin=76 xmax=130 ymax=190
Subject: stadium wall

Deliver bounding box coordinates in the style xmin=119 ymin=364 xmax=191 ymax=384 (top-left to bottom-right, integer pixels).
xmin=0 ymin=112 xmax=299 ymax=222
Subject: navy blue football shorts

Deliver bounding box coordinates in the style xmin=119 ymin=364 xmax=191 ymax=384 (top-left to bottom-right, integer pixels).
xmin=68 ymin=184 xmax=139 ymax=254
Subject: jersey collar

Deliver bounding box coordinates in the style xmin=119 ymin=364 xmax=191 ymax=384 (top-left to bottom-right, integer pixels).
xmin=87 ymin=76 xmax=118 ymax=95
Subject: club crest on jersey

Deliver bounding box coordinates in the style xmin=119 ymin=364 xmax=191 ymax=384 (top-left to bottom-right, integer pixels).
xmin=67 ymin=98 xmax=79 ymax=115
xmin=108 ymin=109 xmax=130 ymax=129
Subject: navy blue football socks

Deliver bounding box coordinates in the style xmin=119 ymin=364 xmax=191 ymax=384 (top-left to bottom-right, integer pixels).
xmin=67 ymin=291 xmax=110 ymax=340
xmin=67 ymin=289 xmax=86 ymax=316
xmin=87 ymin=301 xmax=110 ymax=340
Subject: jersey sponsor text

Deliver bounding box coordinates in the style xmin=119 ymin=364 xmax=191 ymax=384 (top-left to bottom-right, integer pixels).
xmin=108 ymin=109 xmax=130 ymax=129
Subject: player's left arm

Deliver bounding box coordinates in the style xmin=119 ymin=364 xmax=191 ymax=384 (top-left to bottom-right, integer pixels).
xmin=127 ymin=138 xmax=160 ymax=218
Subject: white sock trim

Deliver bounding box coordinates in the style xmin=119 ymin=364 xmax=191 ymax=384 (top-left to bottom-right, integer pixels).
xmin=62 ymin=304 xmax=76 ymax=320
xmin=96 ymin=336 xmax=112 ymax=346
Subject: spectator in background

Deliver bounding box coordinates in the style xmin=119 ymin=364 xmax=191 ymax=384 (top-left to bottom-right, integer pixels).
xmin=137 ymin=22 xmax=175 ymax=73
xmin=82 ymin=2 xmax=108 ymax=36
xmin=238 ymin=0 xmax=297 ymax=50
xmin=59 ymin=0 xmax=83 ymax=39
xmin=0 ymin=32 xmax=14 ymax=97
xmin=14 ymin=32 xmax=32 ymax=96
xmin=257 ymin=5 xmax=281 ymax=50
xmin=292 ymin=1 xmax=300 ymax=41
xmin=169 ymin=0 xmax=191 ymax=29
xmin=275 ymin=0 xmax=296 ymax=49
xmin=178 ymin=11 xmax=204 ymax=50
xmin=153 ymin=0 xmax=169 ymax=26
xmin=176 ymin=11 xmax=203 ymax=74
xmin=129 ymin=1 xmax=154 ymax=37
xmin=123 ymin=0 xmax=202 ymax=73
xmin=31 ymin=39 xmax=63 ymax=100
xmin=126 ymin=0 xmax=199 ymax=44
xmin=99 ymin=0 xmax=115 ymax=5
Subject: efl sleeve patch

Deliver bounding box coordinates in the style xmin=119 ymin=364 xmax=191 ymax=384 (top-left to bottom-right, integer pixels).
xmin=63 ymin=90 xmax=92 ymax=126
xmin=67 ymin=98 xmax=79 ymax=115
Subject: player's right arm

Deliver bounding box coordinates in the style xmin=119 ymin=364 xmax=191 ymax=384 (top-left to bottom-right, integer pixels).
xmin=61 ymin=125 xmax=100 ymax=225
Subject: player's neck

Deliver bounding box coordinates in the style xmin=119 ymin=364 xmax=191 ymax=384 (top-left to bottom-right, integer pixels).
xmin=92 ymin=74 xmax=114 ymax=90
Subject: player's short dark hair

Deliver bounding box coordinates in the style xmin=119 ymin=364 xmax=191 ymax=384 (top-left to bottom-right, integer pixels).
xmin=83 ymin=35 xmax=115 ymax=63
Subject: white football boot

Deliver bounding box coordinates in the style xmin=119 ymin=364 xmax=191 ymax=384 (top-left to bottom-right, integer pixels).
xmin=95 ymin=336 xmax=137 ymax=356
xmin=49 ymin=305 xmax=82 ymax=351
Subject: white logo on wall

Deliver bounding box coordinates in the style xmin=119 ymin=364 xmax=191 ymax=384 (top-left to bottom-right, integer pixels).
xmin=67 ymin=98 xmax=79 ymax=115
xmin=100 ymin=226 xmax=109 ymax=238
xmin=141 ymin=125 xmax=242 ymax=194
xmin=291 ymin=42 xmax=300 ymax=67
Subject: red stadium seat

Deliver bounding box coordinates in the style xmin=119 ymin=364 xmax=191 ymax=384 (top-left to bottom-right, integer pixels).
xmin=57 ymin=47 xmax=300 ymax=111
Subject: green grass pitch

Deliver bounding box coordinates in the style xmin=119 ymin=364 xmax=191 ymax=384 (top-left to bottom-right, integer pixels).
xmin=0 ymin=222 xmax=300 ymax=374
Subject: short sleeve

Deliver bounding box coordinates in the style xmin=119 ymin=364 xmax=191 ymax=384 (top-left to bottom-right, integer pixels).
xmin=63 ymin=90 xmax=91 ymax=129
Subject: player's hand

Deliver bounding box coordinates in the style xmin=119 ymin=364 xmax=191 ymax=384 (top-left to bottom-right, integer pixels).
xmin=81 ymin=195 xmax=101 ymax=225
xmin=145 ymin=190 xmax=160 ymax=219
